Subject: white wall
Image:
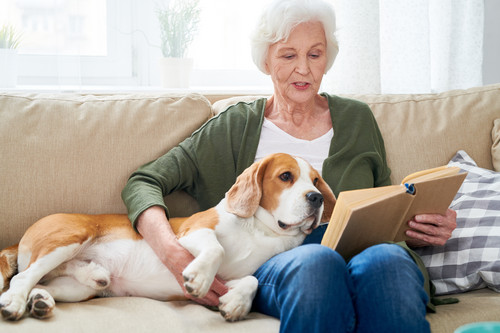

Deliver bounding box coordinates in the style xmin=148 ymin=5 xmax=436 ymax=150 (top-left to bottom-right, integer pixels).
xmin=483 ymin=0 xmax=500 ymax=85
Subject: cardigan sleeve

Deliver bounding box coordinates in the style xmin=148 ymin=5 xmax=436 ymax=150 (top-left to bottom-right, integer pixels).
xmin=121 ymin=99 xmax=266 ymax=228
xmin=121 ymin=143 xmax=199 ymax=227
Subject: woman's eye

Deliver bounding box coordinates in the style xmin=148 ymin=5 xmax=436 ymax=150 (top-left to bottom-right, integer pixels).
xmin=283 ymin=54 xmax=295 ymax=59
xmin=279 ymin=172 xmax=292 ymax=182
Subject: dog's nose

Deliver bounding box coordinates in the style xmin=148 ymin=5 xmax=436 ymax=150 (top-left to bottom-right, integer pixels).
xmin=306 ymin=192 xmax=323 ymax=208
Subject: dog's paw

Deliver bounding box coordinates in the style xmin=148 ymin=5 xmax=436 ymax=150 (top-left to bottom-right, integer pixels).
xmin=219 ymin=290 xmax=252 ymax=322
xmin=27 ymin=288 xmax=55 ymax=319
xmin=218 ymin=276 xmax=258 ymax=322
xmin=75 ymin=261 xmax=110 ymax=290
xmin=182 ymin=265 xmax=213 ymax=298
xmin=0 ymin=290 xmax=27 ymax=321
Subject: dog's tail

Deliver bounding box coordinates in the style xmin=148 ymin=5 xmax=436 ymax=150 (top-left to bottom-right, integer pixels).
xmin=0 ymin=244 xmax=18 ymax=293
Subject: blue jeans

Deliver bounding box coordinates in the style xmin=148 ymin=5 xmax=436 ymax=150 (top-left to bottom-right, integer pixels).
xmin=252 ymin=225 xmax=430 ymax=333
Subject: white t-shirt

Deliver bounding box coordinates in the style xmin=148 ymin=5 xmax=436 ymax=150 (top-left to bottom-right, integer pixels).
xmin=254 ymin=118 xmax=333 ymax=175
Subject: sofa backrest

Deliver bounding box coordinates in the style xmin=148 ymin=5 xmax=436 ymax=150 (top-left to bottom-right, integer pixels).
xmin=1 ymin=85 xmax=498 ymax=249
xmin=352 ymin=84 xmax=499 ymax=183
xmin=213 ymin=84 xmax=500 ymax=184
xmin=0 ymin=93 xmax=211 ymax=249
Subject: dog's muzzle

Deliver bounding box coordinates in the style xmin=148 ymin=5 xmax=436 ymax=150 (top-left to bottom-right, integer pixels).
xmin=276 ymin=191 xmax=324 ymax=234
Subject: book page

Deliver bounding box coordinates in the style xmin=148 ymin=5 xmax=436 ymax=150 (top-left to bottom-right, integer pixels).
xmin=333 ymin=185 xmax=403 ymax=208
xmin=401 ymin=166 xmax=460 ymax=184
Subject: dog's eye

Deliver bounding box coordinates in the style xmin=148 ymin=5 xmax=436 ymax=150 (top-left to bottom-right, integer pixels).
xmin=313 ymin=178 xmax=319 ymax=186
xmin=279 ymin=172 xmax=292 ymax=182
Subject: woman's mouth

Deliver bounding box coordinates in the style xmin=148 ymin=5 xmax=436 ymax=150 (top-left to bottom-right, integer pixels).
xmin=293 ymin=82 xmax=310 ymax=90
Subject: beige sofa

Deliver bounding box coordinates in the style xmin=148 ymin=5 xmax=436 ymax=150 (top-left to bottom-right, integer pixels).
xmin=1 ymin=84 xmax=499 ymax=332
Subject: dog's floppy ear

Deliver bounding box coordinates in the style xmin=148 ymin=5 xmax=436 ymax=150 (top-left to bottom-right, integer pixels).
xmin=225 ymin=158 xmax=268 ymax=218
xmin=316 ymin=176 xmax=336 ymax=222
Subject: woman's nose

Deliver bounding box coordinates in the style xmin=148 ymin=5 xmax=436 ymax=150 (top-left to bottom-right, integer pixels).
xmin=295 ymin=56 xmax=310 ymax=75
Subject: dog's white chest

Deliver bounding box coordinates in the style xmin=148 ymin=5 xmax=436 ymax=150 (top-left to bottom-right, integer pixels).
xmin=213 ymin=214 xmax=303 ymax=280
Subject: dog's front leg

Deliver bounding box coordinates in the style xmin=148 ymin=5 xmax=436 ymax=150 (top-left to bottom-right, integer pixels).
xmin=219 ymin=276 xmax=258 ymax=321
xmin=178 ymin=228 xmax=224 ymax=298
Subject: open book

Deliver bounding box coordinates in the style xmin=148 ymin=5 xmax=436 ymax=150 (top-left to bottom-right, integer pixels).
xmin=321 ymin=166 xmax=467 ymax=260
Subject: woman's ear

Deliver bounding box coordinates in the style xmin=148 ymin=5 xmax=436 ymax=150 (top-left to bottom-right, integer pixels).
xmin=264 ymin=61 xmax=270 ymax=75
xmin=225 ymin=159 xmax=267 ymax=218
xmin=316 ymin=176 xmax=336 ymax=222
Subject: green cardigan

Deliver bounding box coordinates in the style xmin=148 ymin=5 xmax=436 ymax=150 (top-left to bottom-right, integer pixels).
xmin=122 ymin=93 xmax=391 ymax=225
xmin=121 ymin=93 xmax=440 ymax=311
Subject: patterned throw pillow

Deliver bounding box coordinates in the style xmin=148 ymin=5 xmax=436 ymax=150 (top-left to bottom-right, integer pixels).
xmin=414 ymin=150 xmax=500 ymax=295
xmin=492 ymin=119 xmax=500 ymax=172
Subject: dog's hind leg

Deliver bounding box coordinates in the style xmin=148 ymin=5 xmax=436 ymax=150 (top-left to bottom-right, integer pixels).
xmin=26 ymin=275 xmax=101 ymax=320
xmin=0 ymin=243 xmax=82 ymax=321
xmin=26 ymin=288 xmax=55 ymax=319
xmin=37 ymin=276 xmax=100 ymax=302
xmin=43 ymin=259 xmax=111 ymax=290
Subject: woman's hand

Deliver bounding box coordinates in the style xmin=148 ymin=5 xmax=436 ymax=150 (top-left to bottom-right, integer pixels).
xmin=405 ymin=208 xmax=457 ymax=248
xmin=137 ymin=206 xmax=228 ymax=306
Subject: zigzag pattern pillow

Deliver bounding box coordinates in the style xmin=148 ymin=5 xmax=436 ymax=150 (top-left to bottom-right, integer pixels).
xmin=414 ymin=150 xmax=500 ymax=295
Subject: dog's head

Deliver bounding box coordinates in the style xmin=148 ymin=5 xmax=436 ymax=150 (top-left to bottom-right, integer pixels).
xmin=225 ymin=153 xmax=336 ymax=236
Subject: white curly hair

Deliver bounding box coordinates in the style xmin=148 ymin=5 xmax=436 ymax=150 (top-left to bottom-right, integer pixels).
xmin=250 ymin=0 xmax=339 ymax=75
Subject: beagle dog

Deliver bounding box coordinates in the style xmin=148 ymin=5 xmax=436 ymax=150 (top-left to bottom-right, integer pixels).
xmin=0 ymin=153 xmax=335 ymax=322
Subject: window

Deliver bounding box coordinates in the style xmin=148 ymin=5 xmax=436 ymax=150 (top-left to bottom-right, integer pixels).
xmin=18 ymin=0 xmax=107 ymax=56
xmin=1 ymin=0 xmax=274 ymax=90
xmin=188 ymin=0 xmax=272 ymax=90
xmin=1 ymin=0 xmax=136 ymax=86
xmin=1 ymin=0 xmax=486 ymax=93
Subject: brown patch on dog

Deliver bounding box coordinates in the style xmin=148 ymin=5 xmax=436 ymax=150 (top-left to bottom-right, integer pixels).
xmin=19 ymin=214 xmax=141 ymax=267
xmin=309 ymin=168 xmax=336 ymax=222
xmin=225 ymin=159 xmax=266 ymax=218
xmin=225 ymin=153 xmax=300 ymax=217
xmin=172 ymin=208 xmax=220 ymax=238
xmin=0 ymin=244 xmax=19 ymax=292
xmin=165 ymin=295 xmax=189 ymax=302
xmin=168 ymin=217 xmax=189 ymax=235
xmin=259 ymin=154 xmax=300 ymax=213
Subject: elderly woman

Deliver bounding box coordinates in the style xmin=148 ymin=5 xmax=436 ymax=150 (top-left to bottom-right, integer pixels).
xmin=122 ymin=0 xmax=456 ymax=332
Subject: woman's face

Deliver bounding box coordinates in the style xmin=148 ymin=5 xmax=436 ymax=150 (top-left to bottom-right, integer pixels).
xmin=265 ymin=21 xmax=328 ymax=106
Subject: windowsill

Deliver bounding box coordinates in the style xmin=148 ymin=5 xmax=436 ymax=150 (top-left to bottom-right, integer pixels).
xmin=1 ymin=85 xmax=274 ymax=97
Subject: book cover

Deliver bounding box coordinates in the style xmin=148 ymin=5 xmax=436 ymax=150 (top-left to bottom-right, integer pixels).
xmin=321 ymin=166 xmax=467 ymax=260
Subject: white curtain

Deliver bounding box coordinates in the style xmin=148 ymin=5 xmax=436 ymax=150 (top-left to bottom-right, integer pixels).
xmin=325 ymin=0 xmax=484 ymax=94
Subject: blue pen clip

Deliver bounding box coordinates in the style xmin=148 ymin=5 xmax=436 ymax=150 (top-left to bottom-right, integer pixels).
xmin=405 ymin=183 xmax=416 ymax=195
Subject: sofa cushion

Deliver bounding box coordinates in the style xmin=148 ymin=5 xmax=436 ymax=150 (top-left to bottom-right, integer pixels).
xmin=492 ymin=118 xmax=500 ymax=172
xmin=0 ymin=297 xmax=280 ymax=333
xmin=0 ymin=93 xmax=212 ymax=249
xmin=414 ymin=150 xmax=500 ymax=295
xmin=427 ymin=288 xmax=500 ymax=333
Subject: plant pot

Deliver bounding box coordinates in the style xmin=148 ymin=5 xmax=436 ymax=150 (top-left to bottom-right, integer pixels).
xmin=159 ymin=57 xmax=194 ymax=89
xmin=0 ymin=49 xmax=18 ymax=88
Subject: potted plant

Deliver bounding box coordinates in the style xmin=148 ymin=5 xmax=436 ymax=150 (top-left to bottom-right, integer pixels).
xmin=0 ymin=24 xmax=22 ymax=88
xmin=156 ymin=0 xmax=200 ymax=88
